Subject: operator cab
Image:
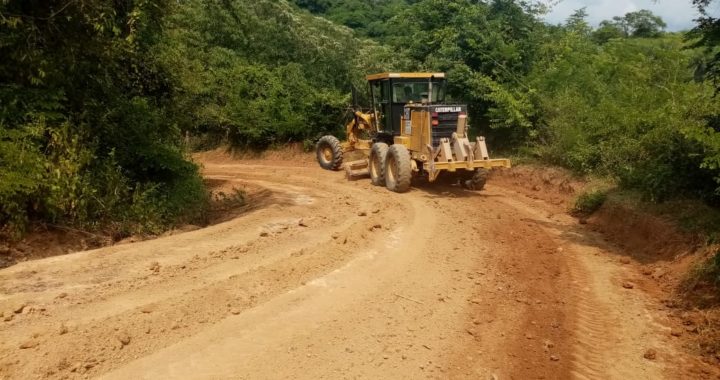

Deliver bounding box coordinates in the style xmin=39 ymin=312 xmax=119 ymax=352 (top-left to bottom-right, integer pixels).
xmin=367 ymin=73 xmax=447 ymax=138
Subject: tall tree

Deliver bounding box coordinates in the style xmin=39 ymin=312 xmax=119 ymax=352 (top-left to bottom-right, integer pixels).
xmin=592 ymin=9 xmax=666 ymax=40
xmin=690 ymin=0 xmax=720 ymax=90
xmin=623 ymin=9 xmax=667 ymax=37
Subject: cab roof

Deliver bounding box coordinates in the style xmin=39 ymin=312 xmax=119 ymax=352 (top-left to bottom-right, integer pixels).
xmin=366 ymin=72 xmax=445 ymax=81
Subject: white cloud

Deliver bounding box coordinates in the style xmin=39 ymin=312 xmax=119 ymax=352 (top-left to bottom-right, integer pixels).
xmin=541 ymin=0 xmax=701 ymax=31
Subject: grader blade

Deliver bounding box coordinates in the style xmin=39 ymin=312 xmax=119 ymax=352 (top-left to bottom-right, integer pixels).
xmin=344 ymin=159 xmax=370 ymax=180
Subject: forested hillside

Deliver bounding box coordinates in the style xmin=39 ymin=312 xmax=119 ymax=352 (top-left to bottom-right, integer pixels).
xmin=0 ymin=0 xmax=400 ymax=238
xmin=3 ymin=0 xmax=720 ymax=238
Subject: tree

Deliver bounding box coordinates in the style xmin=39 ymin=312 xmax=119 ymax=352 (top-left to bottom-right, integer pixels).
xmin=565 ymin=8 xmax=591 ymax=36
xmin=0 ymin=0 xmax=208 ymax=236
xmin=624 ymin=10 xmax=667 ymax=38
xmin=594 ymin=9 xmax=666 ymax=41
xmin=592 ymin=20 xmax=626 ymax=44
xmin=690 ymin=0 xmax=720 ymax=89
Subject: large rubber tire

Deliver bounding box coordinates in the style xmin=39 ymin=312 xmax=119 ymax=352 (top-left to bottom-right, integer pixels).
xmin=369 ymin=142 xmax=389 ymax=186
xmin=385 ymin=144 xmax=412 ymax=193
xmin=316 ymin=135 xmax=343 ymax=171
xmin=465 ymin=168 xmax=489 ymax=190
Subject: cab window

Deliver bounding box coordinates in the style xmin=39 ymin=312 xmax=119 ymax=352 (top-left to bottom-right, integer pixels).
xmin=391 ymin=81 xmax=446 ymax=103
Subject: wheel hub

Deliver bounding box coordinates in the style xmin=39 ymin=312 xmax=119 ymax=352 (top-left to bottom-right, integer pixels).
xmin=322 ymin=147 xmax=333 ymax=162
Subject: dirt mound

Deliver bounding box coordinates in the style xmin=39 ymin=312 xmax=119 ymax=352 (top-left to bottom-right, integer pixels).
xmin=491 ymin=164 xmax=698 ymax=262
xmin=588 ymin=202 xmax=698 ymax=262
xmin=0 ymin=177 xmax=255 ymax=270
xmin=489 ymin=164 xmax=585 ymax=209
xmin=193 ymin=144 xmax=316 ymax=167
xmin=0 ymin=228 xmax=109 ymax=269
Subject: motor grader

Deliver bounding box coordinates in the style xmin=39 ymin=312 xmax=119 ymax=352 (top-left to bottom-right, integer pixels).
xmin=316 ymin=72 xmax=510 ymax=193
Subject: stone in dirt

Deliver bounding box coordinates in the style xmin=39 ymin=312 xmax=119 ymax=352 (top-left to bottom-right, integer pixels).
xmin=651 ymin=268 xmax=666 ymax=280
xmin=13 ymin=303 xmax=27 ymax=314
xmin=298 ymin=219 xmax=308 ymax=227
xmin=550 ymin=355 xmax=560 ymax=361
xmin=622 ymin=282 xmax=635 ymax=289
xmin=149 ymin=261 xmax=160 ymax=273
xmin=619 ymin=257 xmax=631 ymax=264
xmin=230 ymin=308 xmax=241 ymax=315
xmin=19 ymin=340 xmax=39 ymax=349
xmin=117 ymin=332 xmax=131 ymax=346
xmin=670 ymin=329 xmax=682 ymax=337
xmin=358 ymin=211 xmax=367 ymax=216
xmin=643 ymin=348 xmax=657 ymax=360
xmin=259 ymin=231 xmax=269 ymax=237
xmin=140 ymin=305 xmax=154 ymax=314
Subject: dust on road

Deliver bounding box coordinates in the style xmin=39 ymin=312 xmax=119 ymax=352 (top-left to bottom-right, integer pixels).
xmin=0 ymin=153 xmax=700 ymax=379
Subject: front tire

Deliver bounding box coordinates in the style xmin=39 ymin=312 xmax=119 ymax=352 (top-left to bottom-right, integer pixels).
xmin=316 ymin=135 xmax=343 ymax=171
xmin=385 ymin=145 xmax=412 ymax=193
xmin=464 ymin=168 xmax=488 ymax=190
xmin=369 ymin=143 xmax=389 ymax=186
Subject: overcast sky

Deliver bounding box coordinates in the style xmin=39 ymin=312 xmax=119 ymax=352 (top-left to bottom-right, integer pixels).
xmin=541 ymin=0 xmax=703 ymax=31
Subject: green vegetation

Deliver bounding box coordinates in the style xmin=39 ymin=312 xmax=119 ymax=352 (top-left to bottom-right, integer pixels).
xmin=4 ymin=0 xmax=720 ymax=242
xmin=572 ymin=189 xmax=608 ymax=216
xmin=0 ymin=0 xmax=208 ymax=238
xmin=0 ymin=0 xmax=397 ymax=238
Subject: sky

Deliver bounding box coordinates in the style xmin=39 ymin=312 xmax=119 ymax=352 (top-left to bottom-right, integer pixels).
xmin=541 ymin=0 xmax=702 ymax=31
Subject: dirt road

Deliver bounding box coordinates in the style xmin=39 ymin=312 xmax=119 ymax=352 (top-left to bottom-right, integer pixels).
xmin=0 ymin=153 xmax=700 ymax=379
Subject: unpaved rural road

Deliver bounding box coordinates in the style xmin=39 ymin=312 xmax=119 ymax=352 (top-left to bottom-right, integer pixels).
xmin=0 ymin=153 xmax=697 ymax=379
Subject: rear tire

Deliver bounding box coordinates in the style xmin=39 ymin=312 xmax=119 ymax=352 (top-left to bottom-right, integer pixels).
xmin=369 ymin=143 xmax=389 ymax=186
xmin=385 ymin=145 xmax=412 ymax=193
xmin=316 ymin=135 xmax=343 ymax=171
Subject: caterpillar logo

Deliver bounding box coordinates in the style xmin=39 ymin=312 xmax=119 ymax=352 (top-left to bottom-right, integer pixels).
xmin=434 ymin=107 xmax=462 ymax=113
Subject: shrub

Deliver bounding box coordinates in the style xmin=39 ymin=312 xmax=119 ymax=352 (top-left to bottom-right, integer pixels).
xmin=572 ymin=189 xmax=608 ymax=216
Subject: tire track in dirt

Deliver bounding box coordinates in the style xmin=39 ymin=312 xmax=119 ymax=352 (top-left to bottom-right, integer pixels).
xmin=100 ymin=194 xmax=435 ymax=379
xmin=492 ymin=188 xmax=670 ymax=379
xmin=443 ymin=190 xmax=574 ymax=379
xmin=0 ymin=165 xmax=407 ymax=378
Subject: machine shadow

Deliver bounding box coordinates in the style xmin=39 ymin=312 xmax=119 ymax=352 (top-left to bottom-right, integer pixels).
xmin=410 ymin=177 xmax=503 ymax=199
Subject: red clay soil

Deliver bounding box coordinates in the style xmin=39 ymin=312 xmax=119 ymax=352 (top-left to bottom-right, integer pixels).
xmin=493 ymin=165 xmax=720 ymax=378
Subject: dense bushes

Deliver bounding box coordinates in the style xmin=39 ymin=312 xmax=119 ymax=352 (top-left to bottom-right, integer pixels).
xmin=0 ymin=0 xmax=404 ymax=237
xmin=0 ymin=0 xmax=207 ymax=237
xmin=159 ymin=0 xmax=403 ymax=150
xmin=528 ymin=35 xmax=720 ymax=202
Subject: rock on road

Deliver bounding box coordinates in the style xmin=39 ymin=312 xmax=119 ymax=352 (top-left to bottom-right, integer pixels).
xmin=0 ymin=154 xmax=688 ymax=379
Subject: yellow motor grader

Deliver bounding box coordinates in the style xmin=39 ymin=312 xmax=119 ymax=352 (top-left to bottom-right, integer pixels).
xmin=316 ymin=72 xmax=511 ymax=193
